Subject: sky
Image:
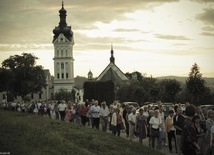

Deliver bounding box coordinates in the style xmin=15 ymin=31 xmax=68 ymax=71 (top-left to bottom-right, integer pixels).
xmin=0 ymin=0 xmax=214 ymax=78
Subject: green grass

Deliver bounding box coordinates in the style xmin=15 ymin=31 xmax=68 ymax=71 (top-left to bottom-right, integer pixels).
xmin=0 ymin=111 xmax=164 ymax=155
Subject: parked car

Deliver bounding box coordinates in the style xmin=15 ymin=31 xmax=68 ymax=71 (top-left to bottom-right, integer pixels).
xmin=122 ymin=102 xmax=140 ymax=109
xmin=141 ymin=102 xmax=174 ymax=119
xmin=199 ymin=104 xmax=214 ymax=116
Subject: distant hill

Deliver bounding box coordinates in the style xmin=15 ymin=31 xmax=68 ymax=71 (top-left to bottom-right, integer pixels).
xmin=156 ymin=76 xmax=187 ymax=83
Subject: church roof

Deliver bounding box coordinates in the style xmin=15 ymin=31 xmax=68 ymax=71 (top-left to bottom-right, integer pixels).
xmin=96 ymin=63 xmax=129 ymax=84
xmin=96 ymin=46 xmax=129 ymax=85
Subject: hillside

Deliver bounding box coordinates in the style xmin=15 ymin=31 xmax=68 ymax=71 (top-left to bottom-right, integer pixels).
xmin=0 ymin=111 xmax=163 ymax=155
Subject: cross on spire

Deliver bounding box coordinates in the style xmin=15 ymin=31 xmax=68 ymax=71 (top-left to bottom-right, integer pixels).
xmin=110 ymin=43 xmax=115 ymax=64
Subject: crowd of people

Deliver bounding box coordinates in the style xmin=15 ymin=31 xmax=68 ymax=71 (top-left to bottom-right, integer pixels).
xmin=1 ymin=99 xmax=214 ymax=155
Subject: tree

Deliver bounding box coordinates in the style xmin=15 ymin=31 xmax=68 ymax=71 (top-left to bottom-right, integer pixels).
xmin=54 ymin=89 xmax=73 ymax=102
xmin=140 ymin=76 xmax=158 ymax=102
xmin=116 ymin=84 xmax=136 ymax=103
xmin=116 ymin=75 xmax=159 ymax=104
xmin=0 ymin=68 xmax=14 ymax=92
xmin=149 ymin=85 xmax=160 ymax=102
xmin=1 ymin=53 xmax=47 ymax=99
xmin=159 ymin=79 xmax=181 ymax=102
xmin=185 ymin=63 xmax=210 ymax=105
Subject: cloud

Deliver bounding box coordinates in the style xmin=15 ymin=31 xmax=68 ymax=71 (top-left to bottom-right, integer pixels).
xmin=113 ymin=28 xmax=141 ymax=32
xmin=191 ymin=0 xmax=214 ymax=3
xmin=74 ymin=34 xmax=139 ymax=52
xmin=155 ymin=34 xmax=191 ymax=40
xmin=200 ymin=32 xmax=214 ymax=37
xmin=173 ymin=43 xmax=189 ymax=46
xmin=202 ymin=26 xmax=214 ymax=31
xmin=0 ymin=0 xmax=179 ymax=45
xmin=0 ymin=44 xmax=52 ymax=52
xmin=196 ymin=8 xmax=214 ymax=26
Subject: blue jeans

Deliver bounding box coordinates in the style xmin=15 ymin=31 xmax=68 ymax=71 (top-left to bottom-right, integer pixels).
xmin=158 ymin=130 xmax=166 ymax=150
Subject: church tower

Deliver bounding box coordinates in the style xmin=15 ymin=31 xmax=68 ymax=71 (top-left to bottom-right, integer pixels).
xmin=52 ymin=1 xmax=75 ymax=93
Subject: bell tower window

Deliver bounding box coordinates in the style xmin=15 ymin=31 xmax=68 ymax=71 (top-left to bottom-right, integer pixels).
xmin=61 ymin=50 xmax=63 ymax=57
xmin=61 ymin=63 xmax=64 ymax=69
xmin=65 ymin=49 xmax=68 ymax=57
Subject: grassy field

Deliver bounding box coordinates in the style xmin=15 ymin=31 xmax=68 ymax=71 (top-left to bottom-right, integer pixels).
xmin=0 ymin=110 xmax=164 ymax=155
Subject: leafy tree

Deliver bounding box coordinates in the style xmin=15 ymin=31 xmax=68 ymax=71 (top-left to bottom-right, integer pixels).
xmin=0 ymin=68 xmax=14 ymax=92
xmin=116 ymin=84 xmax=136 ymax=103
xmin=54 ymin=89 xmax=73 ymax=102
xmin=149 ymin=85 xmax=160 ymax=102
xmin=116 ymin=75 xmax=159 ymax=104
xmin=134 ymin=87 xmax=145 ymax=105
xmin=1 ymin=53 xmax=46 ymax=99
xmin=140 ymin=76 xmax=158 ymax=102
xmin=185 ymin=63 xmax=210 ymax=105
xmin=159 ymin=79 xmax=181 ymax=102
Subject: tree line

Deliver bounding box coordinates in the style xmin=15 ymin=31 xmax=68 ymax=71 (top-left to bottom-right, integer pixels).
xmin=84 ymin=63 xmax=213 ymax=106
xmin=117 ymin=64 xmax=213 ymax=105
xmin=0 ymin=53 xmax=213 ymax=105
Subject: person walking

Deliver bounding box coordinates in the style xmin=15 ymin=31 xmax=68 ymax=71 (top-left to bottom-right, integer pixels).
xmin=193 ymin=115 xmax=206 ymax=155
xmin=91 ymin=100 xmax=101 ymax=129
xmin=79 ymin=103 xmax=89 ymax=126
xmin=99 ymin=102 xmax=110 ymax=132
xmin=181 ymin=105 xmax=200 ymax=155
xmin=147 ymin=110 xmax=154 ymax=147
xmin=205 ymin=110 xmax=214 ymax=155
xmin=149 ymin=109 xmax=162 ymax=150
xmin=58 ymin=100 xmax=67 ymax=121
xmin=64 ymin=106 xmax=72 ymax=122
xmin=165 ymin=110 xmax=177 ymax=153
xmin=111 ymin=108 xmax=122 ymax=136
xmin=122 ymin=104 xmax=131 ymax=137
xmin=136 ymin=108 xmax=147 ymax=144
xmin=173 ymin=106 xmax=185 ymax=154
xmin=128 ymin=107 xmax=137 ymax=140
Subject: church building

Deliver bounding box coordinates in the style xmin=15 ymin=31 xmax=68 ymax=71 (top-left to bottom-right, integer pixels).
xmin=96 ymin=45 xmax=130 ymax=87
xmin=52 ymin=1 xmax=75 ymax=93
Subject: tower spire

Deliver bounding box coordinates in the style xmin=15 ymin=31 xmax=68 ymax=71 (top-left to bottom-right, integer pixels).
xmin=59 ymin=0 xmax=67 ymax=28
xmin=110 ymin=43 xmax=115 ymax=64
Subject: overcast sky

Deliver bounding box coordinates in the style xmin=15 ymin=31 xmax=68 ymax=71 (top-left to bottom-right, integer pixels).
xmin=0 ymin=0 xmax=214 ymax=77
